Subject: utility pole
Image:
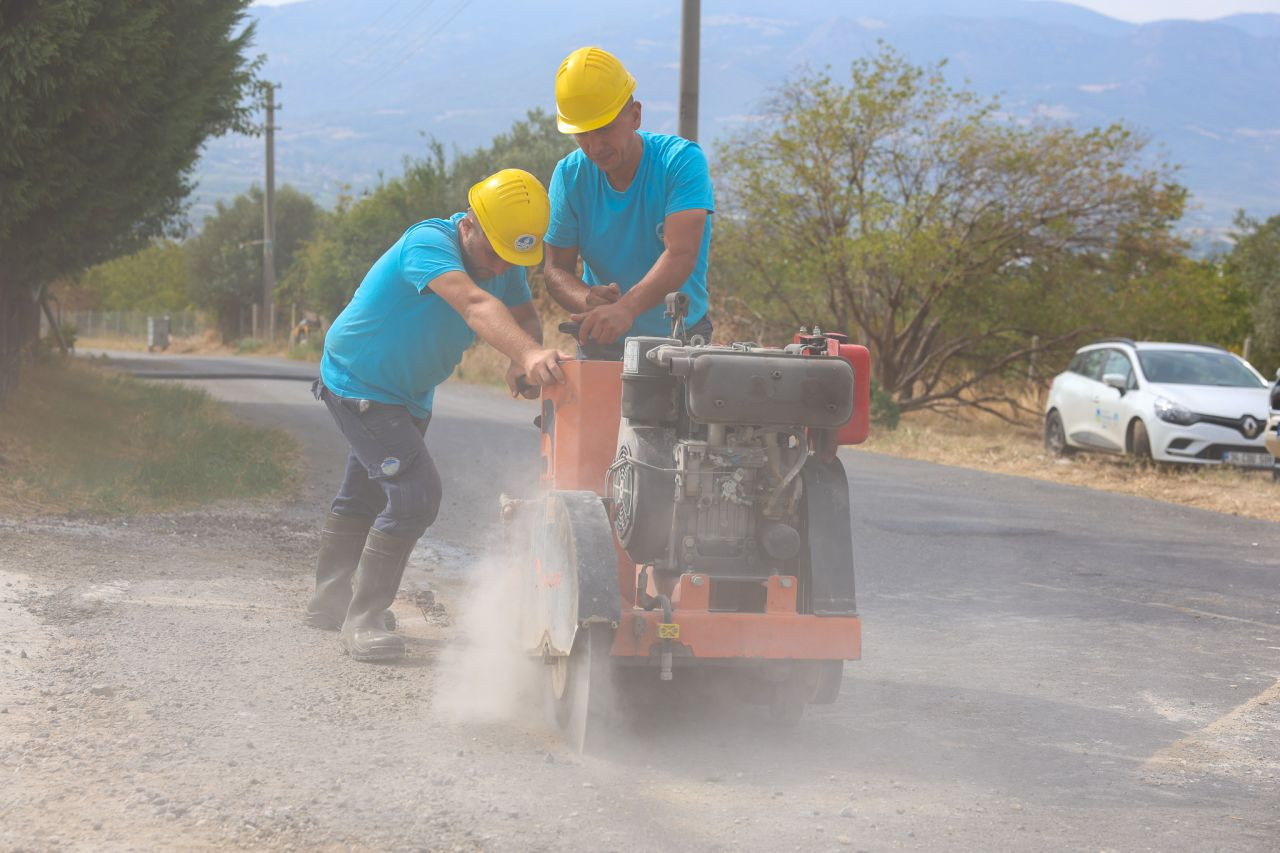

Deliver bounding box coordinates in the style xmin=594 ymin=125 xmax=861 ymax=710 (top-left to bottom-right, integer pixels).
xmin=678 ymin=0 xmax=700 ymax=141
xmin=261 ymin=82 xmax=280 ymax=342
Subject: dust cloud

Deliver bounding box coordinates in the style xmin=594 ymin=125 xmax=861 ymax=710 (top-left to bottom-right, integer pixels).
xmin=433 ymin=551 xmax=546 ymax=726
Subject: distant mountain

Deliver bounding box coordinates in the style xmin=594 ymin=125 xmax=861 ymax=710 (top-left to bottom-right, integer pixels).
xmin=1218 ymin=13 xmax=1280 ymax=37
xmin=193 ymin=0 xmax=1280 ymax=238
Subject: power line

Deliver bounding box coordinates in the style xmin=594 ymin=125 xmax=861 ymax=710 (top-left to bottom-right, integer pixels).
xmin=343 ymin=0 xmax=438 ymax=71
xmin=311 ymin=0 xmax=415 ymax=65
xmin=334 ymin=0 xmax=473 ymax=108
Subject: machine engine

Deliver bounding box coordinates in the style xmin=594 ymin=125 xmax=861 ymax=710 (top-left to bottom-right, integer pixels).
xmin=608 ymin=335 xmax=856 ymax=596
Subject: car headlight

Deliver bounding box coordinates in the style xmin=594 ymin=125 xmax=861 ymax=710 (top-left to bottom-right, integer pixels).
xmin=1153 ymin=395 xmax=1198 ymax=426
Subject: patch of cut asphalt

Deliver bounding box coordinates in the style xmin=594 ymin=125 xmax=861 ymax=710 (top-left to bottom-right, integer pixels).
xmin=1 ymin=358 xmax=1276 ymax=850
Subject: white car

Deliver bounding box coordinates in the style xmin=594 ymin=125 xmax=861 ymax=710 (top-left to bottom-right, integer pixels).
xmin=1044 ymin=340 xmax=1274 ymax=470
xmin=1265 ymin=371 xmax=1280 ymax=480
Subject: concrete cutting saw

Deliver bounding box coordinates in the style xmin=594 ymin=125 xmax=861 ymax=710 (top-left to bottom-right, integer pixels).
xmin=502 ymin=294 xmax=870 ymax=751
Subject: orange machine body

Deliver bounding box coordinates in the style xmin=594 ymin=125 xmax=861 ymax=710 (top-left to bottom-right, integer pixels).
xmin=539 ymin=358 xmax=861 ymax=665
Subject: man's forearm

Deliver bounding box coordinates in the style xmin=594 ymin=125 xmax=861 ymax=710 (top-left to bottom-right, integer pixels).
xmin=617 ymin=247 xmax=698 ymax=316
xmin=462 ymin=298 xmax=539 ymax=366
xmin=544 ymin=265 xmax=593 ymax=314
xmin=514 ymin=307 xmax=543 ymax=345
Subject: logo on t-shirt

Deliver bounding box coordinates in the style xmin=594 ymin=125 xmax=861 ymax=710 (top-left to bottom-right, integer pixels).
xmin=514 ymin=234 xmax=537 ymax=251
xmin=655 ymin=221 xmax=665 ymax=242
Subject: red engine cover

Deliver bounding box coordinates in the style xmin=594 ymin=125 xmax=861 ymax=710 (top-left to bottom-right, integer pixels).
xmin=792 ymin=333 xmax=871 ymax=445
xmin=833 ymin=342 xmax=870 ymax=445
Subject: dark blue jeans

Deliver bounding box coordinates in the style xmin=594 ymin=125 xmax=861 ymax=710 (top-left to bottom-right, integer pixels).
xmin=314 ymin=380 xmax=442 ymax=541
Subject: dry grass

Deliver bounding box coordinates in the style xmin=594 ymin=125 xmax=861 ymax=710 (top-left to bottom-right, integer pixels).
xmin=0 ymin=358 xmax=296 ymax=517
xmin=858 ymin=406 xmax=1280 ymax=522
xmin=77 ymin=329 xmax=232 ymax=355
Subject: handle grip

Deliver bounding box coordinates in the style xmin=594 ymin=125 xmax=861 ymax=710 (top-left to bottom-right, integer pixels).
xmin=514 ymin=374 xmax=538 ymax=399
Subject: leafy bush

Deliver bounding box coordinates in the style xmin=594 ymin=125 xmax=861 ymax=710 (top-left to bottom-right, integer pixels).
xmin=870 ymin=380 xmax=901 ymax=430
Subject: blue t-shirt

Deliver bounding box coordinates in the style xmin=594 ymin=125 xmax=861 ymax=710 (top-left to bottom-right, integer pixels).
xmin=545 ymin=131 xmax=714 ymax=337
xmin=320 ymin=212 xmax=532 ymax=417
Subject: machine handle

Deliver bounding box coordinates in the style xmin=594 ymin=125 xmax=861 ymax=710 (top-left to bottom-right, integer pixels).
xmin=556 ymin=321 xmax=622 ymax=361
xmin=514 ymin=374 xmax=539 ymax=400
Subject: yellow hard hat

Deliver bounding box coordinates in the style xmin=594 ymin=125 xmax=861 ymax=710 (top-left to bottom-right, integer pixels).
xmin=555 ymin=46 xmax=637 ymax=134
xmin=467 ymin=169 xmax=550 ymax=267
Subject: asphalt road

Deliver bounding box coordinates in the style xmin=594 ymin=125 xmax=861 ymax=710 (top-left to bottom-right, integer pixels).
xmin=74 ymin=352 xmax=1280 ymax=848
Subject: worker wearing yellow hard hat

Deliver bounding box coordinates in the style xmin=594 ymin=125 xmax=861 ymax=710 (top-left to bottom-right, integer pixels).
xmin=544 ymin=46 xmax=715 ymax=349
xmin=306 ymin=168 xmax=569 ymax=663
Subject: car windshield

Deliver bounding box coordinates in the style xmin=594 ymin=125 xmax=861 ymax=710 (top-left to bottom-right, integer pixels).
xmin=1136 ymin=350 xmax=1264 ymax=388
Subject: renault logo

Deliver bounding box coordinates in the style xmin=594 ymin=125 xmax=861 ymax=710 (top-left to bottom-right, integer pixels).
xmin=1241 ymin=416 xmax=1262 ymax=439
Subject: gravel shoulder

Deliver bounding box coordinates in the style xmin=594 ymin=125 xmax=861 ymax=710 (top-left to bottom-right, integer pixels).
xmin=3 ymin=372 xmax=1278 ymax=852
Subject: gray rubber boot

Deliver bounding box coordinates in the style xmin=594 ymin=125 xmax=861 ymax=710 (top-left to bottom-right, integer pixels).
xmin=304 ymin=514 xmax=398 ymax=632
xmin=303 ymin=512 xmax=373 ymax=630
xmin=340 ymin=528 xmax=415 ymax=662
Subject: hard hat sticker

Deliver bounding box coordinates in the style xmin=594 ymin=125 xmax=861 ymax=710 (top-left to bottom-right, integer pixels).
xmin=514 ymin=234 xmax=537 ymax=251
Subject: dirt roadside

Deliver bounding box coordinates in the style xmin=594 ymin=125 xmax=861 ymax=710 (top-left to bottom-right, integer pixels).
xmin=5 ymin=501 xmax=994 ymax=853
xmin=0 ymin=506 xmax=650 ymax=852
xmin=4 ymin=367 xmax=1278 ymax=851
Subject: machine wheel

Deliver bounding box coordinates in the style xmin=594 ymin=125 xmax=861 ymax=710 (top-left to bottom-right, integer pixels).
xmin=764 ymin=662 xmax=819 ymax=726
xmin=1130 ymin=419 xmax=1154 ymax=465
xmin=811 ymin=660 xmax=845 ymax=705
xmin=551 ymin=622 xmax=615 ymax=753
xmin=768 ymin=683 xmax=806 ymax=726
xmin=1044 ymin=410 xmax=1073 ymax=457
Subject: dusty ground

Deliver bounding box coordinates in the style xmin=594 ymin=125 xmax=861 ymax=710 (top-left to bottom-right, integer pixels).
xmin=7 ymin=495 xmax=1278 ymax=853
xmin=0 ymin=507 xmax=632 ymax=852
xmin=4 ymin=363 xmax=1278 ymax=852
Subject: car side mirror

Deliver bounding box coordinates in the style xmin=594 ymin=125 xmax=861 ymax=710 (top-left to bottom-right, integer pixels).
xmin=1102 ymin=373 xmax=1127 ymax=394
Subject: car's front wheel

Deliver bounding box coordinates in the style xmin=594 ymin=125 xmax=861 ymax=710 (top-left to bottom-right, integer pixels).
xmin=1044 ymin=410 xmax=1073 ymax=457
xmin=1129 ymin=418 xmax=1154 ymax=465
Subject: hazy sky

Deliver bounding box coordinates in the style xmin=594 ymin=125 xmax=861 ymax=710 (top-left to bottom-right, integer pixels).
xmin=1054 ymin=0 xmax=1280 ymax=20
xmin=252 ymin=1 xmax=1280 ymax=21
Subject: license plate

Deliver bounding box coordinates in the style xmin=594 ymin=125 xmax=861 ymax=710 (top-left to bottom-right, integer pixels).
xmin=1222 ymin=451 xmax=1273 ymax=469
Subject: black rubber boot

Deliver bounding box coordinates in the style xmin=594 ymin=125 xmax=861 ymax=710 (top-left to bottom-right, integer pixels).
xmin=304 ymin=514 xmax=398 ymax=632
xmin=340 ymin=528 xmax=415 ymax=662
xmin=303 ymin=512 xmax=373 ymax=630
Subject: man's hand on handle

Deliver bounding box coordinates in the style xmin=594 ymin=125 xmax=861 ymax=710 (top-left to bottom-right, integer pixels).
xmin=505 ymin=362 xmax=541 ymax=399
xmin=570 ymin=300 xmax=637 ymax=345
xmin=511 ymin=347 xmax=571 ymax=398
xmin=584 ymin=283 xmax=621 ymax=309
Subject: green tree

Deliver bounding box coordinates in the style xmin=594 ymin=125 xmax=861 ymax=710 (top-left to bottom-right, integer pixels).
xmin=1107 ymin=257 xmax=1252 ymax=351
xmin=186 ymin=185 xmax=320 ymax=341
xmin=78 ymin=241 xmax=190 ymax=312
xmin=285 ymin=148 xmax=453 ymax=320
xmin=1227 ymin=211 xmax=1280 ymax=376
xmin=713 ymin=44 xmax=1186 ymax=416
xmin=1 ymin=1 xmax=259 ymax=286
xmin=0 ymin=0 xmax=259 ymax=401
xmin=448 ymin=108 xmax=575 ymax=191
